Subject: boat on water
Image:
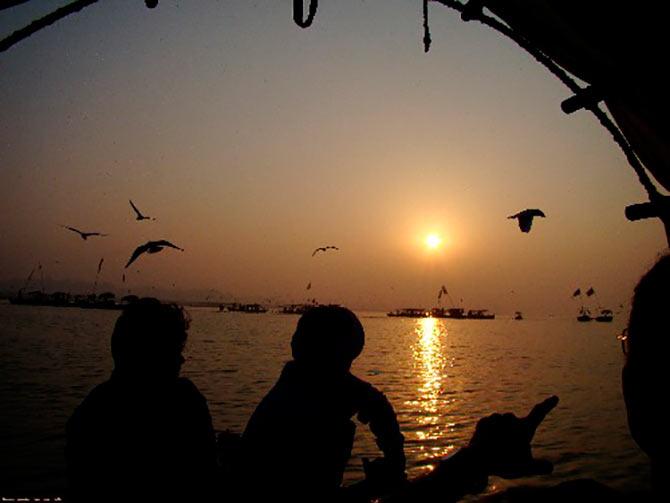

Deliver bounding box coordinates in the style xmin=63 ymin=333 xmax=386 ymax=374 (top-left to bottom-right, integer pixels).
xmin=577 ymin=308 xmax=592 ymax=322
xmin=10 ymin=291 xmax=126 ymax=310
xmin=466 ymin=309 xmax=495 ymax=320
xmin=219 ymin=302 xmax=268 ymax=313
xmin=387 ymin=308 xmax=428 ymax=318
xmin=430 ymin=307 xmax=466 ymax=319
xmin=279 ymin=303 xmax=341 ymax=314
xmin=595 ymin=309 xmax=614 ymax=322
xmin=279 ymin=303 xmax=313 ymax=315
xmin=514 ymin=311 xmax=523 ymax=320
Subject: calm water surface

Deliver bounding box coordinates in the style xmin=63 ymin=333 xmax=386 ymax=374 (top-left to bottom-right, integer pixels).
xmin=0 ymin=303 xmax=650 ymax=496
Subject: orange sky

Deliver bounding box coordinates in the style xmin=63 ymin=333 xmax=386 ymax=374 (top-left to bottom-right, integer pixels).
xmin=0 ymin=1 xmax=666 ymax=314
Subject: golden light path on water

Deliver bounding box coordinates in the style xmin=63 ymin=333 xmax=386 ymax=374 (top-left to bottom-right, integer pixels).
xmin=406 ymin=317 xmax=456 ymax=466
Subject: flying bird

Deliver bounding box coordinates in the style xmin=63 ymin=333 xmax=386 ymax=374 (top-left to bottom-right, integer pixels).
xmin=62 ymin=225 xmax=108 ymax=240
xmin=125 ymin=240 xmax=184 ymax=268
xmin=312 ymin=245 xmax=339 ymax=257
xmin=507 ymin=209 xmax=546 ymax=233
xmin=129 ymin=200 xmax=155 ymax=221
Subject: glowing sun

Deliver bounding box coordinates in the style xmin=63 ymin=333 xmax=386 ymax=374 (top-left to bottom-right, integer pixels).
xmin=425 ymin=233 xmax=442 ymax=250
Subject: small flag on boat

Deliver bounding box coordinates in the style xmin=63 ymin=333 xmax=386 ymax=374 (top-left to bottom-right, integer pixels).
xmin=306 ymin=281 xmax=311 ymax=290
xmin=572 ymin=288 xmax=581 ymax=297
xmin=97 ymin=258 xmax=104 ymax=274
xmin=586 ymin=287 xmax=595 ymax=296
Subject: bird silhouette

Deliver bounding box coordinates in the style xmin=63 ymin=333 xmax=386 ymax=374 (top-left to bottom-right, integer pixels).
xmin=61 ymin=225 xmax=108 ymax=240
xmin=311 ymin=245 xmax=339 ymax=256
xmin=129 ymin=200 xmax=155 ymax=221
xmin=507 ymin=209 xmax=546 ymax=233
xmin=125 ymin=240 xmax=184 ymax=268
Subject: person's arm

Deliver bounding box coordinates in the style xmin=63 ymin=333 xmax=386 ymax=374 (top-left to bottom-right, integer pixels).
xmin=355 ymin=380 xmax=406 ymax=480
xmin=383 ymin=395 xmax=559 ymax=503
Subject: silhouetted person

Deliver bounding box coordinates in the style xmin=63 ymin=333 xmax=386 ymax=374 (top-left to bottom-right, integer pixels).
xmin=66 ymin=299 xmax=217 ymax=502
xmin=454 ymin=258 xmax=670 ymax=502
xmin=241 ymin=306 xmax=406 ymax=501
xmin=623 ymin=254 xmax=670 ymax=496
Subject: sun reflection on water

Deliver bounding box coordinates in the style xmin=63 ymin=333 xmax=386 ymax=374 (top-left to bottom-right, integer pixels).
xmin=403 ymin=317 xmax=456 ymax=467
xmin=412 ymin=317 xmax=446 ymax=421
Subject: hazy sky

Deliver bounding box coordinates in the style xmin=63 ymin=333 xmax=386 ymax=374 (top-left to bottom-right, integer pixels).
xmin=0 ymin=1 xmax=666 ymax=314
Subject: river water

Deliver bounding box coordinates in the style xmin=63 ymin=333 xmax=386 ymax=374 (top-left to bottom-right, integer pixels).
xmin=0 ymin=303 xmax=650 ymax=497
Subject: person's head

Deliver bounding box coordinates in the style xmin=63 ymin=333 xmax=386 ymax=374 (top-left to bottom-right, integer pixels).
xmin=291 ymin=305 xmax=364 ymax=374
xmin=111 ymin=298 xmax=190 ymax=381
xmin=622 ymin=254 xmax=670 ymax=463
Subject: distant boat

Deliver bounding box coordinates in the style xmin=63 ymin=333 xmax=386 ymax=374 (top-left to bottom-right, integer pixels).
xmin=514 ymin=311 xmax=523 ymax=320
xmin=577 ymin=308 xmax=592 ymax=322
xmin=430 ymin=307 xmax=466 ymax=319
xmin=467 ymin=309 xmax=495 ymax=320
xmin=10 ymin=290 xmax=124 ymax=310
xmin=387 ymin=308 xmax=428 ymax=318
xmin=280 ymin=304 xmax=311 ymax=315
xmin=595 ymin=309 xmax=614 ymax=322
xmin=220 ymin=302 xmax=268 ymax=313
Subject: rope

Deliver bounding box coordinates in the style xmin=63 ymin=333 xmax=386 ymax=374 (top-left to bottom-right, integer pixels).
xmin=423 ymin=0 xmax=432 ymax=52
xmin=0 ymin=0 xmax=99 ymax=54
xmin=432 ymin=0 xmax=661 ymax=202
xmin=293 ymin=0 xmax=318 ymax=29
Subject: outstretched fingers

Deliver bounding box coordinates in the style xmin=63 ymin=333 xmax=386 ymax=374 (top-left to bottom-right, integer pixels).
xmin=524 ymin=395 xmax=559 ymax=435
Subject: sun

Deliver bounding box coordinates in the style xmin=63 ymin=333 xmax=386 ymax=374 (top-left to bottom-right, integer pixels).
xmin=425 ymin=233 xmax=442 ymax=250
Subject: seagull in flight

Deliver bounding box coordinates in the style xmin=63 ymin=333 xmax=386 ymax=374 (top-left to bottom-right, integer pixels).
xmin=507 ymin=209 xmax=546 ymax=233
xmin=312 ymin=245 xmax=339 ymax=257
xmin=61 ymin=225 xmax=108 ymax=240
xmin=129 ymin=200 xmax=155 ymax=221
xmin=125 ymin=240 xmax=184 ymax=268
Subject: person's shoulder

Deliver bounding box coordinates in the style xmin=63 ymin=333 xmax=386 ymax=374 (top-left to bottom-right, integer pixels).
xmin=67 ymin=380 xmax=115 ymax=432
xmin=346 ymin=373 xmax=389 ymax=405
xmin=347 ymin=372 xmax=382 ymax=394
xmin=75 ymin=380 xmax=116 ymax=409
xmin=174 ymin=377 xmax=209 ymax=405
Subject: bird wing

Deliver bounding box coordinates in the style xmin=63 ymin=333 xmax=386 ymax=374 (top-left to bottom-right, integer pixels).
xmin=152 ymin=240 xmax=183 ymax=251
xmin=312 ymin=247 xmax=325 ymax=256
xmin=63 ymin=225 xmax=83 ymax=235
xmin=518 ymin=215 xmax=533 ymax=232
xmin=129 ymin=199 xmax=144 ymax=218
xmin=528 ymin=209 xmax=546 ymax=217
xmin=86 ymin=232 xmax=108 ymax=237
xmin=125 ymin=243 xmax=151 ymax=268
xmin=328 ymin=246 xmax=339 ymax=250
xmin=507 ymin=213 xmax=520 ymax=219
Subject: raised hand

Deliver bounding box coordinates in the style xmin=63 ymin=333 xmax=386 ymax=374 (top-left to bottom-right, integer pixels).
xmin=467 ymin=395 xmax=559 ymax=478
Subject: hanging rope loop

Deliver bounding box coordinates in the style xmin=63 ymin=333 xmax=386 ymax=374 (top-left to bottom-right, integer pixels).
xmin=423 ymin=0 xmax=432 ymax=52
xmin=293 ymin=0 xmax=318 ymax=29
